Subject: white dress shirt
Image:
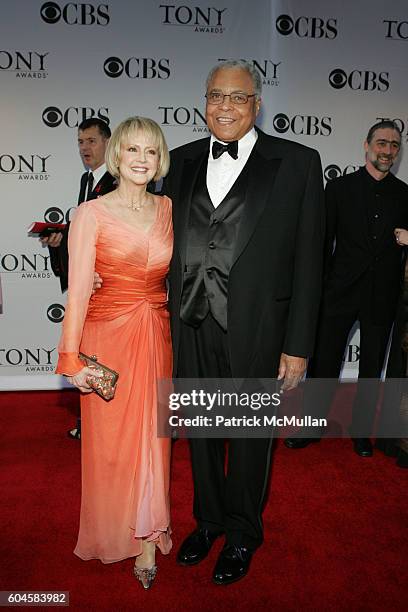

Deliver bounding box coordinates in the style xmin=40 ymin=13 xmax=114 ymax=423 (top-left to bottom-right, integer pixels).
xmin=206 ymin=128 xmax=257 ymax=208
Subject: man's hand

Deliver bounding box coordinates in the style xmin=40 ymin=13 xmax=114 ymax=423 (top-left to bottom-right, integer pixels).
xmin=278 ymin=353 xmax=306 ymax=392
xmin=40 ymin=232 xmax=63 ymax=248
xmin=394 ymin=228 xmax=408 ymax=246
xmin=92 ymin=271 xmax=103 ymax=294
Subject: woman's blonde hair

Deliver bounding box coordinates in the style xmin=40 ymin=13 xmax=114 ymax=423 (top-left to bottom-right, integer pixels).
xmin=105 ymin=116 xmax=170 ymax=181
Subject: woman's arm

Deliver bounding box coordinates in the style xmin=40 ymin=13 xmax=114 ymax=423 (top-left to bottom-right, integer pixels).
xmin=56 ymin=204 xmax=98 ymax=378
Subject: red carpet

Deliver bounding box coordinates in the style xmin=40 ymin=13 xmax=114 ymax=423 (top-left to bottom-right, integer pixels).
xmin=0 ymin=390 xmax=406 ymax=611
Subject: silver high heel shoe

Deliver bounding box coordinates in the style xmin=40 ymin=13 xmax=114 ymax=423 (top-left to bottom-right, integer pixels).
xmin=134 ymin=565 xmax=158 ymax=589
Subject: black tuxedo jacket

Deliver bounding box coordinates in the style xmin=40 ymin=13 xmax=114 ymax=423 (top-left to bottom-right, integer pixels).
xmin=322 ymin=167 xmax=408 ymax=324
xmin=49 ymin=170 xmax=116 ymax=291
xmin=163 ymin=128 xmax=325 ymax=377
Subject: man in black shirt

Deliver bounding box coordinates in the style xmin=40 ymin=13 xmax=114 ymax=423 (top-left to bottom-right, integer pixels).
xmin=285 ymin=120 xmax=408 ymax=456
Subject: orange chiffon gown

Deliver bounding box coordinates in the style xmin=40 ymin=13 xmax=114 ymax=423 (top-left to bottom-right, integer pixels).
xmin=56 ymin=196 xmax=173 ymax=563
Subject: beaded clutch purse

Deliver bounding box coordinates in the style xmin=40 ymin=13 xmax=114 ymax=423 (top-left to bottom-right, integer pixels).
xmin=79 ymin=352 xmax=119 ymax=400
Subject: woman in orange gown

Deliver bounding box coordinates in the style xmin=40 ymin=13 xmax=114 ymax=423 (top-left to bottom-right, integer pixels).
xmin=56 ymin=116 xmax=173 ymax=588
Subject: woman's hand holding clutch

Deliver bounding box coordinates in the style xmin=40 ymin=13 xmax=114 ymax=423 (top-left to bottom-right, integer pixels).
xmin=67 ymin=366 xmax=103 ymax=393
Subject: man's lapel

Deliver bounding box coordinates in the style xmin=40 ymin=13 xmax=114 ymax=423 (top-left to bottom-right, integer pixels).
xmin=232 ymin=130 xmax=282 ymax=267
xmin=175 ymin=141 xmax=209 ymax=270
xmin=174 ymin=131 xmax=282 ymax=270
xmin=89 ymin=171 xmax=115 ymax=199
xmin=78 ymin=171 xmax=88 ymax=204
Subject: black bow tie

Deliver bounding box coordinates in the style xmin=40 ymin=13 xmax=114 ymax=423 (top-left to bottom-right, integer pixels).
xmin=212 ymin=140 xmax=238 ymax=160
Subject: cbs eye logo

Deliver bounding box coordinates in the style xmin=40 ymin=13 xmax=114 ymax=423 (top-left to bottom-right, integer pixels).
xmin=272 ymin=113 xmax=290 ymax=133
xmin=44 ymin=207 xmax=64 ymax=223
xmin=328 ymin=69 xmax=347 ymax=90
xmin=40 ymin=2 xmax=61 ymax=23
xmin=47 ymin=303 xmax=65 ymax=323
xmin=276 ymin=14 xmax=293 ymax=35
xmin=324 ymin=165 xmax=342 ymax=181
xmin=103 ymin=57 xmax=123 ymax=78
xmin=323 ymin=164 xmax=359 ymax=181
xmin=42 ymin=106 xmax=62 ymax=127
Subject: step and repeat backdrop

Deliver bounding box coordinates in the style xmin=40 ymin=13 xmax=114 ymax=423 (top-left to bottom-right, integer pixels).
xmin=1 ymin=0 xmax=407 ymax=389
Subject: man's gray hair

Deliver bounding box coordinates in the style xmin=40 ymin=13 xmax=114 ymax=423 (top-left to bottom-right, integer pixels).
xmin=205 ymin=60 xmax=262 ymax=99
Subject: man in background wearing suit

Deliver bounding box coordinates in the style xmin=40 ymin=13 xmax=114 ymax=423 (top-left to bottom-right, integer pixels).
xmin=163 ymin=60 xmax=325 ymax=585
xmin=285 ymin=120 xmax=408 ymax=457
xmin=44 ymin=117 xmax=115 ymax=293
xmin=43 ymin=117 xmax=115 ymax=439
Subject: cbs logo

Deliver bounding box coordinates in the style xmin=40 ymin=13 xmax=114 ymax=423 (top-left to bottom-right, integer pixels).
xmin=272 ymin=113 xmax=332 ymax=136
xmin=329 ymin=69 xmax=389 ymax=91
xmin=103 ymin=57 xmax=170 ymax=79
xmin=323 ymin=164 xmax=359 ymax=181
xmin=47 ymin=303 xmax=65 ymax=323
xmin=40 ymin=2 xmax=109 ymax=25
xmin=276 ymin=14 xmax=337 ymax=38
xmin=44 ymin=206 xmax=76 ymax=223
xmin=42 ymin=106 xmax=109 ymax=127
xmin=44 ymin=207 xmax=64 ymax=223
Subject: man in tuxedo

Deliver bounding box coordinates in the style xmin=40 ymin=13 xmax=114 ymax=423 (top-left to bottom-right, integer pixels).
xmin=285 ymin=120 xmax=408 ymax=457
xmin=162 ymin=60 xmax=325 ymax=584
xmin=44 ymin=117 xmax=115 ymax=292
xmin=43 ymin=117 xmax=114 ymax=440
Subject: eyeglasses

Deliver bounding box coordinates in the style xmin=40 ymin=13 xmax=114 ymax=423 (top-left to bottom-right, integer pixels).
xmin=205 ymin=91 xmax=256 ymax=105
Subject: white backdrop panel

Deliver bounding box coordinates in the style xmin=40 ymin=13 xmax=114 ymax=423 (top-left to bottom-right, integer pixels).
xmin=0 ymin=0 xmax=407 ymax=389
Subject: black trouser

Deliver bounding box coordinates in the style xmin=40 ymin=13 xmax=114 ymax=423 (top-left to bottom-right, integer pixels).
xmin=177 ymin=314 xmax=273 ymax=551
xmin=306 ymin=300 xmax=392 ymax=437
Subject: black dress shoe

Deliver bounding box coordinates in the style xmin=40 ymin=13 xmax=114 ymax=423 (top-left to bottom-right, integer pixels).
xmin=213 ymin=544 xmax=252 ymax=585
xmin=352 ymin=438 xmax=373 ymax=457
xmin=284 ymin=437 xmax=320 ymax=449
xmin=177 ymin=529 xmax=220 ymax=566
xmin=375 ymin=438 xmax=399 ymax=457
xmin=396 ymin=449 xmax=408 ymax=468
